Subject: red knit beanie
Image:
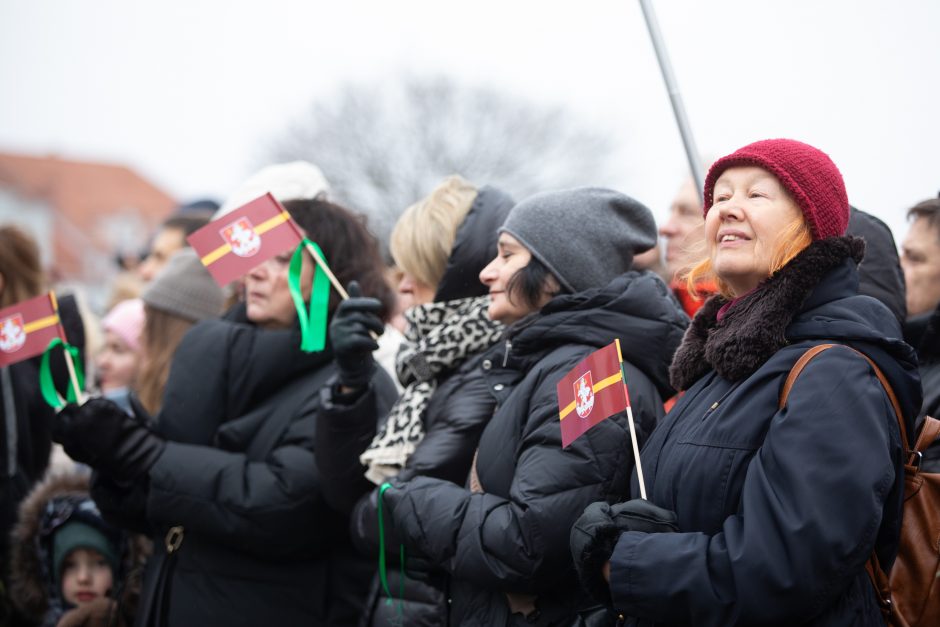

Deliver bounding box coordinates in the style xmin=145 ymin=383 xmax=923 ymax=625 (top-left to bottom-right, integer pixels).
xmin=702 ymin=139 xmax=849 ymax=240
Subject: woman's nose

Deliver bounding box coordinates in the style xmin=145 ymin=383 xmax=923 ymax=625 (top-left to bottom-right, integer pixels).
xmin=479 ymin=258 xmax=498 ymax=285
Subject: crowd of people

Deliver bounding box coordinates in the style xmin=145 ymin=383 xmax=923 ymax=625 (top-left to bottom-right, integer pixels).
xmin=0 ymin=138 xmax=937 ymax=626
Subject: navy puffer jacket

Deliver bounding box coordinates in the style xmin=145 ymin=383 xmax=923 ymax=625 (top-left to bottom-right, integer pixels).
xmin=610 ymin=237 xmax=921 ymax=626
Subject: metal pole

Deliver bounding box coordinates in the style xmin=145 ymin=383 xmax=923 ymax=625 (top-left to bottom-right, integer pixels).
xmin=638 ymin=0 xmax=705 ymax=202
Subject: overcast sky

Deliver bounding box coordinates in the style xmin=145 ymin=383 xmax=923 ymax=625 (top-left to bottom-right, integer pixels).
xmin=1 ymin=0 xmax=938 ymax=241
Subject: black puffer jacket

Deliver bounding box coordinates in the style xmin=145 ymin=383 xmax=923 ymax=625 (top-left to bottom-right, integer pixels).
xmin=905 ymin=301 xmax=940 ymax=470
xmin=92 ymin=306 xmax=397 ymax=627
xmin=1 ymin=295 xmax=84 ymax=582
xmin=315 ymin=185 xmax=514 ymax=627
xmin=609 ymin=238 xmax=921 ymax=626
xmin=382 ymin=271 xmax=688 ymax=626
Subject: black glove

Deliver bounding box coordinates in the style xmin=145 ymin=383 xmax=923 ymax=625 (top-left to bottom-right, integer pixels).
xmin=53 ymin=397 xmax=166 ymax=481
xmin=329 ymin=280 xmax=384 ymax=391
xmin=570 ymin=500 xmax=678 ymax=605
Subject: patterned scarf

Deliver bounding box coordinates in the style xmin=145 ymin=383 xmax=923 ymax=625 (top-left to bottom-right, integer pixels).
xmin=360 ymin=295 xmax=502 ymax=484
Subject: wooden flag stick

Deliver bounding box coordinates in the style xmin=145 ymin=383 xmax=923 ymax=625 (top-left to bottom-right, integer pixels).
xmin=303 ymin=241 xmax=349 ymax=300
xmin=624 ymin=405 xmax=647 ymax=500
xmin=48 ymin=291 xmax=85 ymax=404
xmin=302 ymin=241 xmax=378 ymax=340
xmin=615 ymin=339 xmax=647 ymax=500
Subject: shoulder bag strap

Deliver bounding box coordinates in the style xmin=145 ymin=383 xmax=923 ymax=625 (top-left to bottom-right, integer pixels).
xmin=779 ymin=343 xmax=908 ymax=451
xmin=779 ymin=342 xmax=908 ymax=620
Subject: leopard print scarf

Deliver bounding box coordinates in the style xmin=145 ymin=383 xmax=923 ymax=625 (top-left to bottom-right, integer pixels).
xmin=360 ymin=295 xmax=502 ymax=484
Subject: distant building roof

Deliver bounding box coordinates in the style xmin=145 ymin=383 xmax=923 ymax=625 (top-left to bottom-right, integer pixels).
xmin=0 ymin=151 xmax=177 ymax=281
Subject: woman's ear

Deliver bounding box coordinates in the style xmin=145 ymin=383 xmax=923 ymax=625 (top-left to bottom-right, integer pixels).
xmin=542 ymin=273 xmax=562 ymax=297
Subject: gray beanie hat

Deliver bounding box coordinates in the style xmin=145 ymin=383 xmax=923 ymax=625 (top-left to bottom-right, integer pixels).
xmin=499 ymin=187 xmax=657 ymax=293
xmin=142 ymin=249 xmax=224 ymax=322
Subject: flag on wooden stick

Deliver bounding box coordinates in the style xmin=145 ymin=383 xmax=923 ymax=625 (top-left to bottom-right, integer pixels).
xmin=0 ymin=293 xmax=65 ymax=367
xmin=187 ymin=192 xmax=305 ymax=287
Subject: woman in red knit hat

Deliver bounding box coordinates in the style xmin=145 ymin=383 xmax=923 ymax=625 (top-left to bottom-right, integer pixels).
xmin=570 ymin=139 xmax=921 ymax=626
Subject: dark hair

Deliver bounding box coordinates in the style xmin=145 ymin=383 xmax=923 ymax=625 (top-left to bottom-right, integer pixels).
xmin=0 ymin=225 xmax=45 ymax=309
xmin=283 ymin=199 xmax=395 ymax=321
xmin=908 ymin=198 xmax=940 ymax=240
xmin=506 ymin=256 xmax=565 ymax=312
xmin=163 ymin=214 xmax=211 ymax=238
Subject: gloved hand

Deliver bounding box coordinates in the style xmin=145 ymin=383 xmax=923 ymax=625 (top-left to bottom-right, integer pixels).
xmin=570 ymin=500 xmax=678 ymax=605
xmin=52 ymin=397 xmax=166 ymax=482
xmin=329 ymin=280 xmax=384 ymax=391
xmin=57 ymin=597 xmax=126 ymax=627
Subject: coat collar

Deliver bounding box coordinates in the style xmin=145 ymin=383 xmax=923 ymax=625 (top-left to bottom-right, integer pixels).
xmin=669 ymin=236 xmax=865 ymax=390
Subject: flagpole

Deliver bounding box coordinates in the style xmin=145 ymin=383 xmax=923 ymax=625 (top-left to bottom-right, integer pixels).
xmin=638 ymin=0 xmax=705 ymax=202
xmin=303 ymin=241 xmax=349 ymax=300
xmin=615 ymin=340 xmax=647 ymax=500
xmin=48 ymin=291 xmax=84 ymax=404
xmin=302 ymin=241 xmax=379 ymax=340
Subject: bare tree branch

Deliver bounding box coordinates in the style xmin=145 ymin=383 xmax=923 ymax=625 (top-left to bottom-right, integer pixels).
xmin=268 ymin=75 xmax=623 ymax=250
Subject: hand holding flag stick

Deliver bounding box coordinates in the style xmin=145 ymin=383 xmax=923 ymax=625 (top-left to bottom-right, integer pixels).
xmin=556 ymin=339 xmax=647 ymax=499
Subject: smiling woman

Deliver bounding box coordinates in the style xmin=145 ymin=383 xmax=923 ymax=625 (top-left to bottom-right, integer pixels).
xmin=583 ymin=139 xmax=923 ymax=626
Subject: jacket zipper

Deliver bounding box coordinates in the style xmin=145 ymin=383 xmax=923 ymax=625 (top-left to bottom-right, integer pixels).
xmin=502 ymin=340 xmax=512 ymax=367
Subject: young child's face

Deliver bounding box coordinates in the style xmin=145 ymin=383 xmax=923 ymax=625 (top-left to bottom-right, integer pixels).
xmin=61 ymin=548 xmax=113 ymax=606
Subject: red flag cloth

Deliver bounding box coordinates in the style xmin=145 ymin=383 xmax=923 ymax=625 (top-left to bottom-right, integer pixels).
xmin=0 ymin=293 xmax=64 ymax=367
xmin=187 ymin=193 xmax=304 ymax=286
xmin=556 ymin=340 xmax=628 ymax=448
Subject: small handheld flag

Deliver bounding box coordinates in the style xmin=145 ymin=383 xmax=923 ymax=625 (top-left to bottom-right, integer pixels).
xmin=556 ymin=339 xmax=647 ymax=498
xmin=187 ymin=193 xmax=305 ymax=287
xmin=0 ymin=293 xmax=65 ymax=367
xmin=188 ymin=193 xmax=361 ymax=352
xmin=0 ymin=292 xmax=85 ymax=406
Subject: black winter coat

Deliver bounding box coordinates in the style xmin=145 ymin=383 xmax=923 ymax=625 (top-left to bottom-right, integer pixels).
xmin=383 ymin=271 xmax=688 ymax=626
xmin=1 ymin=295 xmax=84 ymax=581
xmin=93 ymin=307 xmax=397 ymax=627
xmin=905 ymin=302 xmax=940 ymax=471
xmin=315 ymin=185 xmax=514 ymax=627
xmin=609 ymin=238 xmax=922 ymax=626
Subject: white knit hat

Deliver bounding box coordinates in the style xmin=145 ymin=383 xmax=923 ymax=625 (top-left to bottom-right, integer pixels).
xmin=214 ymin=161 xmax=330 ymax=219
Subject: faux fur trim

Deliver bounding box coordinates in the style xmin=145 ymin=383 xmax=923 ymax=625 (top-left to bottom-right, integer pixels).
xmin=7 ymin=472 xmax=150 ymax=622
xmin=669 ymin=236 xmax=865 ymax=390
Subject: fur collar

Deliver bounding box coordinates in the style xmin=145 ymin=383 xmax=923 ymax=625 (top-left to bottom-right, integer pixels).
xmin=8 ymin=472 xmax=150 ymax=622
xmin=669 ymin=236 xmax=865 ymax=390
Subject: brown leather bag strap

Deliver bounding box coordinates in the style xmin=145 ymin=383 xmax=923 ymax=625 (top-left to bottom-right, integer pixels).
xmin=778 ymin=344 xmax=909 ymax=451
xmin=912 ymin=415 xmax=940 ymax=462
xmin=780 ymin=343 xmax=909 ymax=617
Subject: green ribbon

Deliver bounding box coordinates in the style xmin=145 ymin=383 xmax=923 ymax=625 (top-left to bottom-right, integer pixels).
xmin=288 ymin=238 xmax=331 ymax=353
xmin=377 ymin=482 xmax=407 ymax=619
xmin=39 ymin=338 xmax=84 ymax=409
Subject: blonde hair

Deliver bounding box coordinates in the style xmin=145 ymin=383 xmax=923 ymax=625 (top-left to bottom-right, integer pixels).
xmin=135 ymin=305 xmax=195 ymax=415
xmin=389 ymin=175 xmax=478 ymax=289
xmin=682 ymin=216 xmax=813 ymax=299
xmin=0 ymin=225 xmax=45 ymax=309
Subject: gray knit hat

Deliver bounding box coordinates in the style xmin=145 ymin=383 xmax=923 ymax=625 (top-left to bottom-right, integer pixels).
xmin=499 ymin=187 xmax=657 ymax=293
xmin=142 ymin=249 xmax=224 ymax=322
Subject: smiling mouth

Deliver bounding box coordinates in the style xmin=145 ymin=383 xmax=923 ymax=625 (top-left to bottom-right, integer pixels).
xmin=719 ymin=234 xmax=749 ymax=243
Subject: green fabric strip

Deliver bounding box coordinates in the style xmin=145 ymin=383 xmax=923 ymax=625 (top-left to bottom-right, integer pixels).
xmin=288 ymin=238 xmax=331 ymax=353
xmin=378 ymin=482 xmax=394 ymax=601
xmin=39 ymin=338 xmax=85 ymax=409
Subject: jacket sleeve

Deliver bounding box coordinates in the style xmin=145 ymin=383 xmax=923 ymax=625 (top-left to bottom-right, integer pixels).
xmin=608 ymin=348 xmax=901 ymax=625
xmin=347 ymin=366 xmax=497 ymax=558
xmin=384 ymin=355 xmax=660 ymax=593
xmin=315 ymin=378 xmax=393 ymax=514
xmin=145 ymin=391 xmax=327 ymax=558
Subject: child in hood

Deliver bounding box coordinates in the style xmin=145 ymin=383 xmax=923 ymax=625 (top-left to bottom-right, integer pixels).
xmin=7 ymin=473 xmax=147 ymax=627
